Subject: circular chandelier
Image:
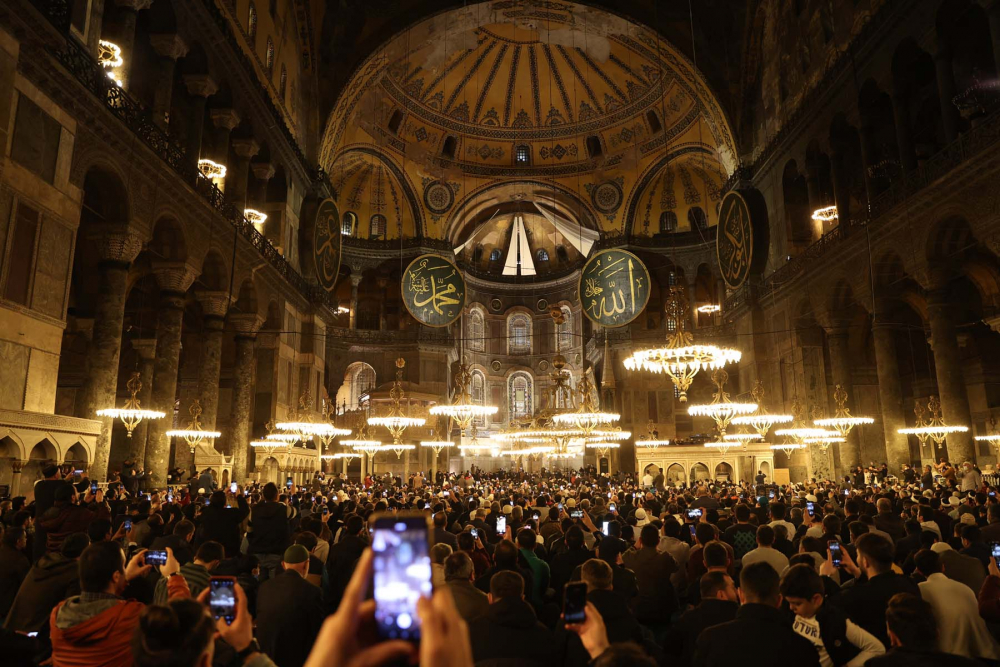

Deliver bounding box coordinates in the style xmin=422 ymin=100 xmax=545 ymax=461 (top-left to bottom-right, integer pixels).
xmin=420 ymin=440 xmax=455 ymax=456
xmin=332 ymin=452 xmax=361 ymax=461
xmin=623 ymin=286 xmax=740 ymax=402
xmin=250 ymin=440 xmax=282 ymax=457
xmin=635 ymin=420 xmax=671 ymax=448
xmin=197 ymin=159 xmax=227 ymax=180
xmin=803 ymin=436 xmax=846 ymax=452
xmin=378 ymin=443 xmax=416 ymax=458
xmin=550 ymin=369 xmax=620 ymax=434
xmin=429 ymin=362 xmax=497 ymax=434
xmin=723 ymin=431 xmax=763 ymax=450
xmin=775 ymin=427 xmax=834 ymax=441
xmin=696 ymin=304 xmax=721 ymax=314
xmin=96 ymin=372 xmax=165 ymax=437
xmin=811 ymin=205 xmax=838 ymax=223
xmin=899 ymin=395 xmax=968 ymax=446
xmin=731 ymin=381 xmax=793 ymax=438
xmin=771 ymin=442 xmax=806 ymax=456
xmin=704 ymin=441 xmax=735 ymax=455
xmin=585 ymin=441 xmax=621 ymax=459
xmin=166 ymin=399 xmax=222 ymax=453
xmin=344 ymin=439 xmax=383 ymax=457
xmin=813 ymin=385 xmax=874 ymax=437
xmin=687 ymin=368 xmax=757 ymax=436
xmin=368 ymin=358 xmax=426 ymax=443
xmin=244 ymin=209 xmax=267 ymax=226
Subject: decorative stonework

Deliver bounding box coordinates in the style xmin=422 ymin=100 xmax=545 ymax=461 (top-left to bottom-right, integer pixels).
xmin=149 ymin=33 xmax=189 ymax=60
xmin=151 ymin=261 xmax=198 ymax=293
xmin=586 ymin=177 xmax=625 ymax=217
xmin=88 ymin=227 xmax=144 ymax=264
xmin=210 ymin=108 xmax=242 ymax=131
xmin=229 ymin=313 xmax=264 ymax=336
xmin=182 ymin=74 xmax=219 ymax=98
xmin=422 ymin=179 xmax=458 ymax=214
xmin=195 ymin=290 xmax=233 ymax=318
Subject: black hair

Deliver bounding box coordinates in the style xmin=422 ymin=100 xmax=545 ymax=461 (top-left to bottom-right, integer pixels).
xmin=79 ymin=541 xmax=125 ymax=593
xmin=779 ymin=563 xmax=824 ymax=599
xmin=133 ymin=599 xmax=216 ymax=667
xmin=739 ymin=561 xmax=780 ymax=605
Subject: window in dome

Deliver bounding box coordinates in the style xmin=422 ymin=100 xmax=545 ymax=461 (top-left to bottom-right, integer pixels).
xmin=489 ymin=248 xmax=502 ymax=262
xmin=472 ymin=370 xmax=487 ymax=426
xmin=556 ymin=246 xmax=568 ymax=262
xmin=387 ymin=109 xmax=403 ymax=134
xmin=279 ymin=65 xmax=287 ymax=100
xmin=646 ymin=109 xmax=662 ymax=134
xmin=586 ymin=135 xmax=603 ymax=158
xmin=247 ymin=3 xmax=257 ymax=42
xmin=508 ymin=372 xmax=533 ymax=420
xmin=688 ymin=206 xmax=708 ymax=231
xmin=472 ymin=246 xmax=484 ymax=263
xmin=442 ymin=135 xmax=457 ymax=159
xmin=266 ymin=38 xmax=274 ymax=74
xmin=369 ymin=214 xmax=386 ymax=239
xmin=515 ymin=144 xmax=530 ymax=164
xmin=659 ymin=211 xmax=677 ymax=233
xmin=536 ymin=249 xmax=549 ymax=262
xmin=507 ymin=314 xmax=531 ymax=355
xmin=556 ymin=307 xmax=573 ymax=352
xmin=341 ymin=212 xmax=356 ymax=236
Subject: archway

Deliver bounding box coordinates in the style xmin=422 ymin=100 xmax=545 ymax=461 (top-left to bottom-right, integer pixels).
xmin=714 ymin=461 xmax=733 ymax=482
xmin=689 ymin=462 xmax=710 ymax=485
xmin=666 ymin=463 xmax=685 ymax=486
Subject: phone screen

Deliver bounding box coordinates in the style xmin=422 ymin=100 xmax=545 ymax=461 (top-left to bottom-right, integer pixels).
xmin=608 ymin=503 xmax=616 ymax=512
xmin=687 ymin=508 xmax=703 ymax=520
xmin=563 ymin=581 xmax=587 ymax=624
xmin=470 ymin=528 xmax=478 ymax=538
xmin=768 ymin=490 xmax=775 ymax=499
xmin=496 ymin=516 xmax=507 ymax=535
xmin=602 ymin=521 xmax=610 ymax=536
xmin=286 ymin=479 xmax=293 ymax=489
xmin=167 ymin=493 xmax=173 ymax=503
xmin=123 ymin=519 xmax=132 ymax=532
xmin=829 ymin=541 xmax=843 ymax=567
xmin=372 ymin=514 xmax=432 ymax=641
xmin=991 ymin=542 xmax=1000 ymax=568
xmin=209 ymin=577 xmax=236 ymax=625
xmin=532 ymin=512 xmax=540 ymax=521
xmin=806 ymin=501 xmax=815 ymax=514
xmin=146 ymin=550 xmax=168 ymax=566
xmin=91 ymin=482 xmax=98 ymax=493
xmin=570 ymin=509 xmax=584 ymax=519
xmin=230 ymin=482 xmax=238 ymax=494
xmin=689 ymin=524 xmax=697 ymax=539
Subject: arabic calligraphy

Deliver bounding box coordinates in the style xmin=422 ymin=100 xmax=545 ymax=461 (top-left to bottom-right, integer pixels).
xmin=402 ymin=254 xmax=466 ymax=327
xmin=578 ymin=249 xmax=650 ymax=327
xmin=717 ymin=191 xmax=754 ymax=289
xmin=313 ymin=199 xmax=341 ymax=292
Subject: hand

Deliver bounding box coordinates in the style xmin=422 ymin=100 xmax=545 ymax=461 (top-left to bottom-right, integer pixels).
xmin=838 ymin=546 xmax=861 ymax=578
xmin=990 ymin=558 xmax=1000 ymax=579
xmin=125 ymin=549 xmax=153 ymax=581
xmin=564 ymin=602 xmax=610 ymax=660
xmin=111 ymin=522 xmax=127 ymax=541
xmin=161 ymin=547 xmax=180 ymax=577
xmin=418 ymin=588 xmax=473 ymax=667
xmin=197 ymin=583 xmax=254 ymax=652
xmin=304 ymin=550 xmax=414 ymax=667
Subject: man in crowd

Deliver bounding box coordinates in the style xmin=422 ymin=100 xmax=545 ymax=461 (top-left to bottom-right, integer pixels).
xmin=667 ymin=571 xmax=738 ymax=666
xmin=255 ymin=544 xmax=325 ymax=667
xmin=741 ymin=524 xmax=789 ymax=574
xmin=467 ymin=571 xmax=561 ymax=665
xmin=4 ymin=533 xmax=89 ymax=641
xmin=444 ymin=551 xmax=489 ymax=621
xmin=868 ymin=593 xmax=984 ymax=666
xmin=247 ymin=482 xmax=291 ymax=581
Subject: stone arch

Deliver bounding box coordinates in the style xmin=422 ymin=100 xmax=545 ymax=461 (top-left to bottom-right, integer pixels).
xmin=148 ymin=217 xmax=188 ymax=262
xmin=782 ymin=159 xmax=811 ymax=245
xmin=233 ymin=278 xmax=259 ymax=318
xmin=336 ymin=361 xmax=376 ymax=412
xmin=28 ymin=438 xmax=58 ymax=461
xmin=714 ymin=461 xmax=734 ymax=481
xmin=665 ymin=463 xmax=685 ymax=486
xmin=0 ymin=432 xmax=27 ymax=461
xmin=80 ymin=164 xmax=131 ymax=229
xmin=197 ymin=250 xmax=230 ymax=292
xmin=689 ymin=461 xmax=710 ymax=484
xmin=505 ymin=309 xmax=533 ymax=356
xmin=64 ymin=441 xmax=89 ymax=465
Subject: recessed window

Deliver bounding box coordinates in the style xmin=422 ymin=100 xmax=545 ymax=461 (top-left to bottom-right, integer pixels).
xmin=659 ymin=211 xmax=677 ymax=233
xmin=646 ymin=109 xmax=662 ymax=134
xmin=489 ymin=248 xmax=502 ymax=262
xmin=11 ymin=95 xmax=61 ymax=184
xmin=266 ymin=38 xmax=274 ymax=74
xmin=586 ymin=135 xmax=602 ymax=158
xmin=557 ymin=246 xmax=568 ymax=262
xmin=442 ymin=136 xmax=457 ymax=159
xmin=387 ymin=109 xmax=403 ymax=134
xmin=536 ymin=249 xmax=549 ymax=262
xmin=341 ymin=212 xmax=357 ymax=236
xmin=688 ymin=206 xmax=708 ymax=231
xmin=515 ymin=144 xmax=530 ymax=164
xmin=279 ymin=65 xmax=287 ymax=100
xmin=369 ymin=214 xmax=386 ymax=239
xmin=3 ymin=202 xmax=39 ymax=306
xmin=247 ymin=3 xmax=257 ymax=42
xmin=472 ymin=246 xmax=484 ymax=263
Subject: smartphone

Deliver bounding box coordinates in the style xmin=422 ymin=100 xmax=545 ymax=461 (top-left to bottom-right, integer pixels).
xmin=322 ymin=508 xmax=329 ymax=516
xmin=687 ymin=508 xmax=703 ymax=520
xmin=689 ymin=524 xmax=697 ymax=539
xmin=209 ymin=576 xmax=237 ymax=625
xmin=145 ymin=550 xmax=168 ymax=566
xmin=570 ymin=509 xmax=584 ymax=519
xmin=607 ymin=492 xmax=612 ymax=499
xmin=768 ymin=490 xmax=775 ymax=499
xmin=563 ymin=581 xmax=588 ymax=624
xmin=167 ymin=493 xmax=173 ymax=503
xmin=383 ymin=490 xmax=388 ymax=497
xmin=602 ymin=521 xmax=610 ymax=536
xmin=828 ymin=541 xmax=843 ymax=568
xmin=286 ymin=479 xmax=293 ymax=489
xmin=557 ymin=502 xmax=563 ymax=510
xmin=496 ymin=516 xmax=507 ymax=535
xmin=806 ymin=501 xmax=815 ymax=514
xmin=230 ymin=482 xmax=238 ymax=494
xmin=608 ymin=503 xmax=616 ymax=512
xmin=843 ymin=489 xmax=850 ymax=496
xmin=991 ymin=542 xmax=1000 ymax=569
xmin=123 ymin=518 xmax=132 ymax=532
xmin=371 ymin=513 xmax=432 ymax=641
xmin=444 ymin=491 xmax=450 ymax=497
xmin=532 ymin=512 xmax=540 ymax=521
xmin=470 ymin=528 xmax=478 ymax=539
xmin=74 ymin=469 xmax=83 ymax=475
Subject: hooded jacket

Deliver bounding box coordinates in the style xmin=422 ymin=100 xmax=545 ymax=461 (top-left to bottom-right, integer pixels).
xmin=39 ymin=503 xmax=110 ymax=554
xmin=4 ymin=552 xmax=81 ymax=636
xmin=247 ymin=500 xmax=291 ymax=555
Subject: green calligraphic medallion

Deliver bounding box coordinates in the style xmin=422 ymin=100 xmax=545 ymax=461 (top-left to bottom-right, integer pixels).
xmin=579 ymin=249 xmax=651 ymax=327
xmin=402 ymin=254 xmax=466 ymax=327
xmin=313 ymin=198 xmax=342 ymax=292
xmin=717 ymin=190 xmax=755 ymax=290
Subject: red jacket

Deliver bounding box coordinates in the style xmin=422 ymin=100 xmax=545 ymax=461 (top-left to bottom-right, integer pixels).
xmin=40 ymin=502 xmax=111 ymax=554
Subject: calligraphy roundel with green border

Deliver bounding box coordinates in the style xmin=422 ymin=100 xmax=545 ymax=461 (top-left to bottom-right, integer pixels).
xmin=579 ymin=249 xmax=651 ymax=328
xmin=313 ymin=198 xmax=342 ymax=292
xmin=402 ymin=254 xmax=466 ymax=327
xmin=717 ymin=190 xmax=761 ymax=290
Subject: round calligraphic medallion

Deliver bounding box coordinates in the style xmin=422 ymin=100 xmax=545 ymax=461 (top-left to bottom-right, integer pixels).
xmin=401 ymin=254 xmax=466 ymax=327
xmin=717 ymin=191 xmax=754 ymax=290
xmin=578 ymin=249 xmax=651 ymax=327
xmin=591 ymin=180 xmax=623 ymax=215
xmin=313 ymin=198 xmax=342 ymax=292
xmin=423 ymin=180 xmax=455 ymax=214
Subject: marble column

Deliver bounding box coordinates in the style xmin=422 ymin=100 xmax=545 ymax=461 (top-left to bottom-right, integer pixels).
xmin=250 ymin=162 xmax=275 ymax=210
xmin=229 ymin=314 xmax=262 ymax=483
xmin=934 ymin=43 xmax=961 ymax=143
xmin=111 ymin=0 xmax=152 ymax=90
xmin=826 ymin=327 xmax=861 ymax=469
xmin=148 ymin=33 xmax=188 ymax=132
xmin=228 ymin=138 xmax=260 ymax=210
xmin=10 ymin=459 xmax=25 ymax=498
xmin=871 ymin=320 xmax=911 ymax=471
xmin=195 ymin=291 xmax=232 ymax=431
xmin=858 ymin=120 xmax=878 ymax=204
xmin=78 ymin=228 xmax=143 ymax=481
xmin=349 ymin=273 xmax=362 ymax=330
xmin=829 ymin=146 xmax=852 ymax=228
xmin=377 ymin=277 xmax=389 ymax=330
xmin=144 ymin=262 xmax=197 ymax=487
xmin=982 ymin=0 xmax=1000 ymax=80
xmin=129 ymin=338 xmax=157 ymax=463
xmin=181 ymin=75 xmax=218 ymax=170
xmin=890 ymin=87 xmax=917 ymax=172
xmin=209 ymin=108 xmax=240 ymax=191
xmin=927 ymin=288 xmax=976 ymax=462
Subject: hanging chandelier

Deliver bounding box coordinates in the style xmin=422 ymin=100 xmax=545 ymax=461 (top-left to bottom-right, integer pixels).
xmin=813 ymin=385 xmax=874 ymax=437
xmin=585 ymin=441 xmax=621 ymax=458
xmin=368 ymin=358 xmax=426 ymax=443
xmin=687 ymin=369 xmax=757 ymax=436
xmin=731 ymin=380 xmax=793 ymax=438
xmin=332 ymin=452 xmax=361 ymax=461
xmin=250 ymin=440 xmax=282 ymax=457
xmin=810 ymin=206 xmax=839 ymax=224
xmin=420 ymin=440 xmax=454 ymax=457
xmin=803 ymin=436 xmax=846 ymax=452
xmin=704 ymin=441 xmax=735 ymax=455
xmin=635 ymin=420 xmax=671 ymax=448
xmin=277 ymin=391 xmax=350 ymax=446
xmin=378 ymin=443 xmax=416 ymax=459
xmin=346 ymin=439 xmax=384 ymax=457
xmin=197 ymin=159 xmax=227 ymax=180
xmin=551 ymin=368 xmax=620 ymax=434
xmin=313 ymin=398 xmax=352 ymax=450
xmin=898 ymin=395 xmax=968 ymax=446
xmin=166 ymin=399 xmax=222 ymax=452
xmin=96 ymin=371 xmax=165 ymax=437
xmin=623 ymin=286 xmax=740 ymax=401
xmin=775 ymin=427 xmax=835 ymax=441
xmin=771 ymin=442 xmax=806 ymax=456
xmin=244 ymin=209 xmax=267 ymax=226
xmin=429 ymin=362 xmax=497 ymax=434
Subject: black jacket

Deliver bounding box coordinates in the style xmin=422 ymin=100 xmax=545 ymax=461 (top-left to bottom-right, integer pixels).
xmin=195 ymin=495 xmax=250 ymax=559
xmin=149 ymin=533 xmax=195 ymax=565
xmin=622 ymin=546 xmax=678 ymax=623
xmin=467 ymin=596 xmax=565 ymax=666
xmin=831 ymin=571 xmax=920 ymax=648
xmin=666 ymin=599 xmax=739 ymax=667
xmin=0 ymin=546 xmax=29 ymax=618
xmin=247 ymin=501 xmax=291 ymax=555
xmin=432 ymin=526 xmax=458 ymax=550
xmin=874 ymin=513 xmax=905 ymax=542
xmin=867 ymin=647 xmax=984 ymax=667
xmin=3 ymin=552 xmax=80 ymax=639
xmin=325 ymin=534 xmax=368 ymax=607
xmin=549 ymin=546 xmax=593 ymax=597
xmin=693 ymin=603 xmax=820 ymax=667
xmin=255 ymin=569 xmax=324 ymax=667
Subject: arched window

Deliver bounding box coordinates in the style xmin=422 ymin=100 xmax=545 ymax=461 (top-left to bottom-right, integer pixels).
xmin=646 ymin=109 xmax=662 ymax=134
xmin=266 ymin=38 xmax=274 ymax=74
xmin=556 ymin=306 xmax=573 ymax=352
xmin=471 ymin=370 xmax=487 ymax=426
xmin=279 ymin=65 xmax=287 ymax=100
xmin=387 ymin=109 xmax=403 ymax=134
xmin=489 ymin=248 xmax=502 ymax=262
xmin=508 ymin=372 xmax=533 ymax=420
xmin=346 ymin=362 xmax=376 ymax=410
xmin=688 ymin=206 xmax=708 ymax=231
xmin=536 ymin=249 xmax=549 ymax=262
xmin=442 ymin=136 xmax=457 ymax=159
xmin=507 ymin=313 xmax=532 ymax=355
xmin=472 ymin=246 xmax=484 ymax=263
xmin=468 ymin=308 xmax=485 ymax=352
xmin=586 ymin=135 xmax=603 ymax=158
xmin=659 ymin=211 xmax=677 ymax=233
xmin=369 ymin=214 xmax=386 ymax=239
xmin=556 ymin=246 xmax=568 ymax=262
xmin=247 ymin=2 xmax=257 ymax=42
xmin=341 ymin=211 xmax=357 ymax=236
xmin=515 ymin=144 xmax=530 ymax=164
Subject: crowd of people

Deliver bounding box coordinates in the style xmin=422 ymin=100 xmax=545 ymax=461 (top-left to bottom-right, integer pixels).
xmin=2 ymin=459 xmax=1000 ymax=666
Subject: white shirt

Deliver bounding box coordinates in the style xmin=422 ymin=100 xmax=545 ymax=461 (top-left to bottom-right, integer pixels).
xmin=919 ymin=572 xmax=1000 ymax=660
xmin=741 ymin=546 xmax=789 ymax=574
xmin=642 ymin=474 xmax=653 ymax=487
xmin=791 ymin=613 xmax=885 ymax=667
xmin=658 ymin=536 xmax=690 ymax=590
xmin=769 ymin=519 xmax=796 ymax=538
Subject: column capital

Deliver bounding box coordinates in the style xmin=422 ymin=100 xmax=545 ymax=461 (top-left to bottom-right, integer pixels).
xmin=232 ymin=138 xmax=261 ymax=159
xmin=251 ymin=162 xmax=276 ymax=181
xmin=149 ymin=33 xmax=188 ymax=60
xmin=183 ymin=74 xmax=219 ymax=99
xmin=114 ymin=0 xmax=153 ymax=10
xmin=151 ymin=261 xmax=198 ymax=294
xmin=87 ymin=226 xmax=143 ymax=264
xmin=209 ymin=108 xmax=241 ymax=131
xmin=230 ymin=313 xmax=264 ymax=336
xmin=350 ymin=273 xmax=364 ymax=288
xmin=255 ymin=331 xmax=279 ymax=348
xmin=10 ymin=460 xmax=27 ymax=474
xmin=132 ymin=338 xmax=158 ymax=360
xmin=195 ymin=290 xmax=233 ymax=319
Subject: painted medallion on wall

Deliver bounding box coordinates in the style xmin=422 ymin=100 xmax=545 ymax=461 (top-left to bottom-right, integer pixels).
xmin=579 ymin=249 xmax=650 ymax=328
xmin=716 ymin=189 xmax=766 ymax=290
xmin=313 ymin=198 xmax=342 ymax=292
xmin=402 ymin=254 xmax=466 ymax=327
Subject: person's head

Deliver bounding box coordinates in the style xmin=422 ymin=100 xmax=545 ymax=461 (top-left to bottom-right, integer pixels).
xmin=61 ymin=532 xmax=91 ymax=559
xmin=431 ymin=543 xmax=453 ymax=566
xmin=194 ymin=541 xmax=224 ymax=571
xmin=43 ymin=464 xmax=60 ymax=479
xmin=877 ymin=497 xmax=892 ymax=514
xmin=854 ymin=533 xmax=894 ymax=576
xmin=345 ymin=514 xmax=365 ymax=536
xmin=134 ymin=597 xmax=218 ymax=667
xmin=493 ymin=540 xmax=519 ymax=567
xmin=699 ymin=571 xmax=737 ymax=603
xmin=703 ymin=541 xmax=729 ymax=570
xmin=695 ymin=522 xmax=715 ymax=546
xmin=209 ymin=491 xmax=226 ymax=508
xmin=913 ymin=548 xmax=942 ymax=577
xmin=172 ymin=519 xmax=196 ymax=543
xmin=580 ymin=558 xmax=614 ymax=592
xmin=433 ymin=512 xmax=447 ymax=528
xmin=457 ymin=531 xmax=476 ymax=552
xmin=565 ymin=525 xmax=586 ymax=549
xmin=281 ymin=544 xmax=311 ymax=577
xmin=86 ymin=518 xmax=112 ymax=543
xmin=734 ymin=504 xmax=750 ymax=523
xmin=443 ymin=551 xmax=475 ymax=582
xmin=2 ymin=526 xmax=25 ymax=550
xmin=739 ymin=561 xmax=781 ymax=607
xmin=770 ymin=502 xmax=787 ymax=520
xmin=822 ymin=514 xmax=841 ymax=536
xmin=262 ymin=482 xmax=279 ymax=502
xmin=962 ymin=524 xmax=982 ymax=548
xmin=488 ymin=570 xmax=524 ymax=604
xmin=79 ymin=541 xmax=128 ymax=595
xmin=639 ymin=524 xmax=659 ymax=548
xmin=755 ymin=524 xmax=775 ymax=548
xmin=885 ymin=593 xmax=938 ymax=650
xmin=515 ymin=528 xmax=537 ymax=550
xmin=779 ymin=564 xmax=825 ymax=618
